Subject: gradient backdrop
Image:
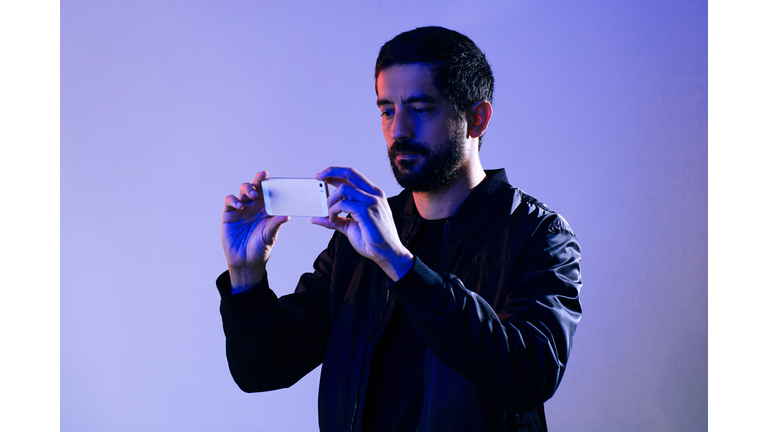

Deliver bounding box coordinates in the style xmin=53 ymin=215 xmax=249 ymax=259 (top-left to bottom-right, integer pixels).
xmin=61 ymin=1 xmax=708 ymax=431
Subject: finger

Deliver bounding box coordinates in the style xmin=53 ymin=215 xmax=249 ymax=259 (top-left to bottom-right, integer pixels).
xmin=327 ymin=197 xmax=364 ymax=225
xmin=326 ymin=183 xmax=375 ymax=215
xmin=316 ymin=167 xmax=379 ymax=196
xmin=223 ymin=194 xmax=259 ymax=224
xmin=238 ymin=182 xmax=258 ymax=203
xmin=238 ymin=171 xmax=270 ymax=203
xmin=252 ymin=171 xmax=270 ymax=187
xmin=325 ymin=194 xmax=345 ymax=224
xmin=224 ymin=194 xmax=243 ymax=212
xmin=326 ymin=186 xmax=366 ymax=224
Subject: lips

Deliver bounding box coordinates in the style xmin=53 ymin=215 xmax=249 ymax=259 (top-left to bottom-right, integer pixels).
xmin=392 ymin=153 xmax=424 ymax=172
xmin=389 ymin=140 xmax=428 ymax=169
xmin=395 ymin=152 xmax=421 ymax=159
xmin=393 ymin=152 xmax=424 ymax=165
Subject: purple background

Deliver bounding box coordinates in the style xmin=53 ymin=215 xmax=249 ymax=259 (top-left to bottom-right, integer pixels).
xmin=61 ymin=1 xmax=707 ymax=431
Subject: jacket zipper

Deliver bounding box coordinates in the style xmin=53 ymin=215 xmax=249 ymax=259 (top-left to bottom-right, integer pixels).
xmin=439 ymin=219 xmax=449 ymax=270
xmin=349 ymin=216 xmax=413 ymax=430
xmin=348 ymin=288 xmax=391 ymax=432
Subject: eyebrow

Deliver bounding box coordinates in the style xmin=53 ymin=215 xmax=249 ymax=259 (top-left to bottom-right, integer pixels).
xmin=377 ymin=92 xmax=439 ymax=107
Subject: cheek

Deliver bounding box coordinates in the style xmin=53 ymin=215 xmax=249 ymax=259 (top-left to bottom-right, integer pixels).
xmin=447 ymin=117 xmax=468 ymax=140
xmin=423 ymin=120 xmax=453 ymax=143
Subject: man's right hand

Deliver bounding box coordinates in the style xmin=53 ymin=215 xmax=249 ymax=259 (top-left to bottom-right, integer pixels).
xmin=222 ymin=171 xmax=289 ymax=293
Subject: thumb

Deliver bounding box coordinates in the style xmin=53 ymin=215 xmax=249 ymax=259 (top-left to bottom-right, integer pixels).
xmin=311 ymin=216 xmax=339 ymax=231
xmin=263 ymin=216 xmax=290 ymax=245
xmin=311 ymin=216 xmax=351 ymax=238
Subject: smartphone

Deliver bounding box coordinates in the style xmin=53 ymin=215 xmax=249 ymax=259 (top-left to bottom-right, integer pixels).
xmin=262 ymin=178 xmax=329 ymax=217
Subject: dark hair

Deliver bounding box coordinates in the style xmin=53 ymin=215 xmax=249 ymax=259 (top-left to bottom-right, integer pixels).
xmin=375 ymin=26 xmax=494 ymax=143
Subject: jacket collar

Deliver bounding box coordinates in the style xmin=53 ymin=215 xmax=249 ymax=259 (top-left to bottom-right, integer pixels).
xmin=399 ymin=168 xmax=511 ymax=221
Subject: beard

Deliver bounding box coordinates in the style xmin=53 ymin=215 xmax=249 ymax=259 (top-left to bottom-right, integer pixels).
xmin=387 ymin=129 xmax=466 ymax=192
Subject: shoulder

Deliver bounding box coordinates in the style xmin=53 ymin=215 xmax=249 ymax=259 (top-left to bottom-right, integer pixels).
xmin=386 ymin=189 xmax=415 ymax=222
xmin=508 ymin=187 xmax=577 ymax=239
xmin=387 ymin=188 xmax=410 ymax=209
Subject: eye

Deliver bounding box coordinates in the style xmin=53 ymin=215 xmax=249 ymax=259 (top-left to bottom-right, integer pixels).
xmin=412 ymin=107 xmax=429 ymax=115
xmin=380 ymin=109 xmax=394 ymax=118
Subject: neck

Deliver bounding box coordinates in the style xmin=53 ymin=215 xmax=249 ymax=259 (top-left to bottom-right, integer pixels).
xmin=412 ymin=159 xmax=486 ymax=220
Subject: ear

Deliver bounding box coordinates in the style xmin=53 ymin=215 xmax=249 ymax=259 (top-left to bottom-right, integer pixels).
xmin=466 ymin=100 xmax=493 ymax=139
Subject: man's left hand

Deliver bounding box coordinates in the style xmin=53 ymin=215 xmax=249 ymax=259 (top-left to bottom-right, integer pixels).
xmin=312 ymin=167 xmax=414 ymax=281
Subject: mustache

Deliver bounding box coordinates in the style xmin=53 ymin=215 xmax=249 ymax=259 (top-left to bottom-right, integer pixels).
xmin=389 ymin=139 xmax=429 ymax=155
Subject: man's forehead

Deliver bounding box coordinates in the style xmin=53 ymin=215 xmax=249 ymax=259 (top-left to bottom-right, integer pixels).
xmin=375 ymin=63 xmax=442 ymax=104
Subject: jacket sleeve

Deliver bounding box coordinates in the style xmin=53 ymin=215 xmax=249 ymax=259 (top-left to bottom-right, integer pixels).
xmin=216 ymin=236 xmax=336 ymax=393
xmin=391 ymin=214 xmax=582 ymax=413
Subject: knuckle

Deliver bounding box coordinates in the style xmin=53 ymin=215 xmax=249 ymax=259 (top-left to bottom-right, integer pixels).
xmin=335 ymin=185 xmax=352 ymax=199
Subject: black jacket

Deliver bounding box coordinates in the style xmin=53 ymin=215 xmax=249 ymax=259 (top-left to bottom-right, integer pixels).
xmin=217 ymin=169 xmax=582 ymax=431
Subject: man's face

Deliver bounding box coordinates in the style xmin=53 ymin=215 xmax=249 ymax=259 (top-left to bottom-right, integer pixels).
xmin=376 ymin=64 xmax=468 ymax=192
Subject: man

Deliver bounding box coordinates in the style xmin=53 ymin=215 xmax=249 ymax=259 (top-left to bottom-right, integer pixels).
xmin=218 ymin=26 xmax=582 ymax=432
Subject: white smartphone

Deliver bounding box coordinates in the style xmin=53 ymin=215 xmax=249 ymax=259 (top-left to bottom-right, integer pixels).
xmin=262 ymin=178 xmax=329 ymax=217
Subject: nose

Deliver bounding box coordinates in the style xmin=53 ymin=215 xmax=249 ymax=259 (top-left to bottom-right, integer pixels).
xmin=391 ymin=110 xmax=414 ymax=142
